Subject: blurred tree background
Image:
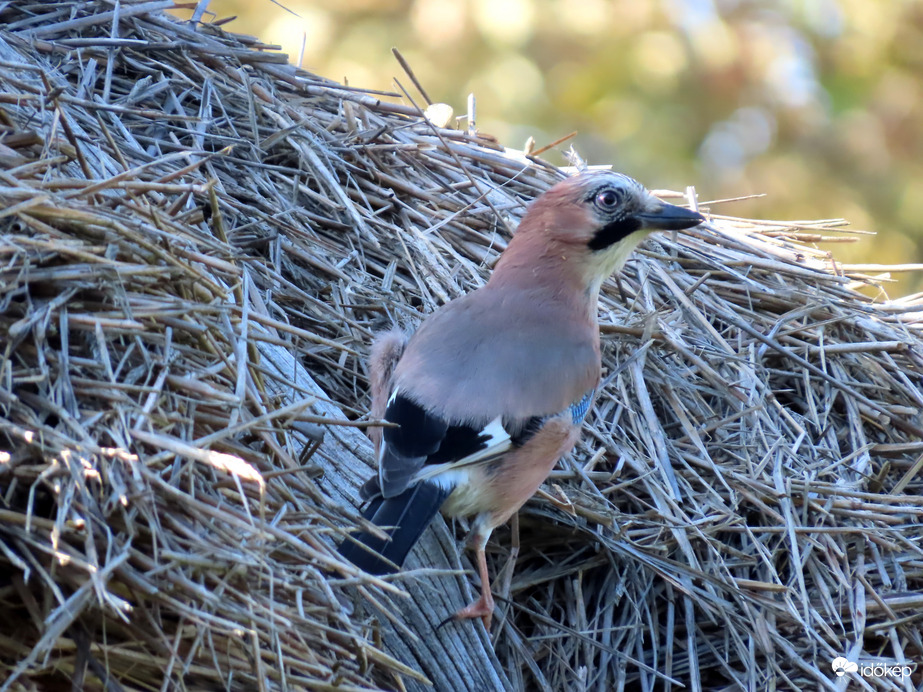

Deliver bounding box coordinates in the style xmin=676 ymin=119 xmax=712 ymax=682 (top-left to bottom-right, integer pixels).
xmin=180 ymin=0 xmax=923 ymax=295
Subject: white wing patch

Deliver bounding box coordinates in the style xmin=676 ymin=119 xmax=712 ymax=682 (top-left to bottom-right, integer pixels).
xmin=377 ymin=387 xmax=400 ymax=467
xmin=414 ymin=415 xmax=512 ymax=486
xmin=474 ymin=416 xmax=512 ymax=457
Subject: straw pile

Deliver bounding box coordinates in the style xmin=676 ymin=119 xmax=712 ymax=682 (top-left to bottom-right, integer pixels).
xmin=1 ymin=2 xmax=922 ymax=690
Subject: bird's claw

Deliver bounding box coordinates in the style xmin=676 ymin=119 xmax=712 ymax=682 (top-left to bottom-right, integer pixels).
xmin=454 ymin=594 xmax=494 ymax=631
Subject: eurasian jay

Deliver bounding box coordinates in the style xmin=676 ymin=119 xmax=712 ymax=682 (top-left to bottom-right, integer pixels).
xmin=339 ymin=170 xmax=704 ymax=628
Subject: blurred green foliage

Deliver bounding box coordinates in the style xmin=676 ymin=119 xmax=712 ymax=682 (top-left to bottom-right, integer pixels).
xmin=183 ymin=0 xmax=923 ymax=295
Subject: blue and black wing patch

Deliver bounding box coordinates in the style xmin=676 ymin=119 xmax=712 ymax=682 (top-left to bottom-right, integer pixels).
xmin=507 ymin=388 xmax=596 ymax=446
xmin=569 ymin=389 xmax=595 ymax=425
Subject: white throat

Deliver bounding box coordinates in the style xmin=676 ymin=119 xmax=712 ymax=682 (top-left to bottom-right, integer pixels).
xmin=584 ymin=230 xmax=650 ymax=313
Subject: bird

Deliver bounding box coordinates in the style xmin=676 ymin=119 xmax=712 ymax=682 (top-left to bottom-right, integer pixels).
xmin=339 ymin=170 xmax=705 ymax=629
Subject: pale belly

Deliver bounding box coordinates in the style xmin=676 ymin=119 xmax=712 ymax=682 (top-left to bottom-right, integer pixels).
xmin=441 ymin=468 xmax=495 ymax=518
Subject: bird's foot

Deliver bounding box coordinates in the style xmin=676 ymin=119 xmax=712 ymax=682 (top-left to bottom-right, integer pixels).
xmin=454 ymin=592 xmax=494 ymax=630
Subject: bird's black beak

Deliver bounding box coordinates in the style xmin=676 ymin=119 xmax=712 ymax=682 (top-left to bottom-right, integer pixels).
xmin=635 ymin=200 xmax=705 ymax=231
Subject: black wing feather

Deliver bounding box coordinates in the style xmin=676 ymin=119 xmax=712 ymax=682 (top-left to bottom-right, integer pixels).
xmin=338 ymin=481 xmax=452 ymax=574
xmin=378 ymin=393 xmax=495 ymax=497
xmin=384 ymin=394 xmax=448 ymax=458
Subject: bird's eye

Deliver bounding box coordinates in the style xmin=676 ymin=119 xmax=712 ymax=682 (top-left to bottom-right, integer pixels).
xmin=595 ymin=189 xmax=621 ymax=210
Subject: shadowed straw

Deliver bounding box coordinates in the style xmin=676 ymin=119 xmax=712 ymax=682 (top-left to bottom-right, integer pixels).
xmin=1 ymin=2 xmax=922 ymax=691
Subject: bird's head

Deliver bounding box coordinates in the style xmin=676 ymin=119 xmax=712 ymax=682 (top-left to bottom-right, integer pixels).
xmin=495 ymin=170 xmax=705 ymax=299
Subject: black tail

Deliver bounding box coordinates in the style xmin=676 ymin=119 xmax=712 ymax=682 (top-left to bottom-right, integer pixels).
xmin=338 ymin=481 xmax=451 ymax=575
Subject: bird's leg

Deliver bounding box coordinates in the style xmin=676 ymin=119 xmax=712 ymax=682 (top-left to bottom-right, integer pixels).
xmin=454 ymin=545 xmax=494 ymax=629
xmin=454 ymin=532 xmax=494 ymax=629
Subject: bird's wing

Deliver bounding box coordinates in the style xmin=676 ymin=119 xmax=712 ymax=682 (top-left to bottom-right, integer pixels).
xmin=373 ymin=393 xmax=515 ymax=498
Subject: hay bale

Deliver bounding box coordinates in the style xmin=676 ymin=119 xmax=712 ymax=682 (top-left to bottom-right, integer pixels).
xmin=0 ymin=2 xmax=921 ymax=690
